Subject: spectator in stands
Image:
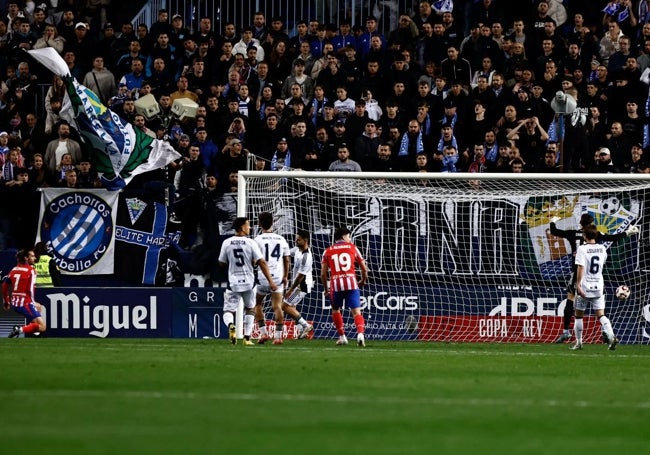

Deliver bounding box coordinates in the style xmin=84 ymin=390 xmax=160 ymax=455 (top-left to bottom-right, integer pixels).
xmin=28 ymin=153 xmax=50 ymax=187
xmin=44 ymin=121 xmax=82 ymax=174
xmin=20 ymin=112 xmax=46 ymax=162
xmin=33 ymin=23 xmax=65 ymax=54
xmin=52 ymin=152 xmax=76 ymax=186
xmin=193 ymin=16 xmax=216 ymax=49
xmin=233 ymin=26 xmax=265 ymax=63
xmin=590 ymin=147 xmax=620 ymax=173
xmin=149 ymin=8 xmax=173 ymax=42
xmin=353 ymin=119 xmax=382 ymax=163
xmin=145 ymin=32 xmax=179 ymax=80
xmin=270 ymin=136 xmax=291 ymax=170
xmin=76 ymin=158 xmax=101 ymax=188
xmin=367 ymin=142 xmax=396 ymax=172
xmin=56 ymin=7 xmax=77 ymax=44
xmin=169 ymin=75 xmax=199 ymax=104
xmin=82 ymin=56 xmax=116 ymax=105
xmin=328 ymin=143 xmax=362 ymax=171
xmin=62 ymin=49 xmax=85 ymax=83
xmin=115 ymin=39 xmax=146 ymax=80
xmin=1 ymin=147 xmax=24 ymax=185
xmin=67 ymin=22 xmax=95 ymax=75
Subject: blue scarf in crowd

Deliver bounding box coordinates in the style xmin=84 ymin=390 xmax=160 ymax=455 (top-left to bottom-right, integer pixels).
xmin=399 ymin=131 xmax=424 ymax=156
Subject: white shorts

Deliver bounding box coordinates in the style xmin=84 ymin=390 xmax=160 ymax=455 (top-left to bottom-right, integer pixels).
xmin=575 ymin=294 xmax=605 ymax=312
xmin=256 ymin=283 xmax=285 ymax=296
xmin=224 ymin=289 xmax=255 ymax=311
xmin=283 ymin=290 xmax=306 ymax=307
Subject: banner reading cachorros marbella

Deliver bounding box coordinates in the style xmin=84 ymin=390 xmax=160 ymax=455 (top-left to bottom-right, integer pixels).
xmin=37 ymin=188 xmax=118 ymax=275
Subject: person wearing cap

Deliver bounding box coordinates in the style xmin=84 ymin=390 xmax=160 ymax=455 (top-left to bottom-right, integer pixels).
xmin=169 ymin=14 xmax=190 ymax=49
xmin=270 ymin=137 xmax=292 ymax=171
xmin=589 ymin=147 xmax=620 ymax=173
xmin=67 ymin=21 xmax=95 ymax=74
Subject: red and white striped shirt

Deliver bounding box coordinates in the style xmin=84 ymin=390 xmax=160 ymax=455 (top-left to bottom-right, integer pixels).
xmin=2 ymin=265 xmax=36 ymax=307
xmin=322 ymin=241 xmax=364 ymax=292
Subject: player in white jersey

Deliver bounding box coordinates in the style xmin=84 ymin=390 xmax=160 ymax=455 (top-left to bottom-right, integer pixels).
xmin=283 ymin=230 xmax=315 ymax=339
xmin=254 ymin=212 xmax=291 ymax=344
xmin=219 ymin=217 xmax=277 ymax=345
xmin=571 ymin=224 xmax=618 ymax=351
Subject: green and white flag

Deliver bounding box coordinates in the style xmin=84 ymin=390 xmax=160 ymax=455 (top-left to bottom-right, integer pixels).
xmin=29 ymin=48 xmax=180 ymax=190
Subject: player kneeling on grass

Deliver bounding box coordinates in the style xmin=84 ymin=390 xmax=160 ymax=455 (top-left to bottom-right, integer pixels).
xmin=571 ymin=224 xmax=618 ymax=351
xmin=3 ymin=249 xmax=47 ymax=338
xmin=254 ymin=212 xmax=291 ymax=345
xmin=283 ymin=229 xmax=315 ymax=339
xmin=321 ymin=227 xmax=368 ymax=347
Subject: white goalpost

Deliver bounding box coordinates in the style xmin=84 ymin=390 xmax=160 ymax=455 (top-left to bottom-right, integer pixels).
xmin=237 ymin=171 xmax=650 ymax=344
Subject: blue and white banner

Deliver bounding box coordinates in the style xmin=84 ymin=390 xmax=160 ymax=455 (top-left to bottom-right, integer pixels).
xmin=37 ymin=189 xmax=119 ymax=275
xmin=114 ymin=196 xmax=183 ymax=286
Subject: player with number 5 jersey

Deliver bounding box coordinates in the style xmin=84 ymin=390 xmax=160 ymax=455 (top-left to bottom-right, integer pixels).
xmin=321 ymin=226 xmax=368 ymax=347
xmin=219 ymin=217 xmax=276 ymax=345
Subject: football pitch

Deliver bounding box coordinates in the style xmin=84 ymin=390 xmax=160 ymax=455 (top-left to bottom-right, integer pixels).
xmin=1 ymin=339 xmax=648 ymax=455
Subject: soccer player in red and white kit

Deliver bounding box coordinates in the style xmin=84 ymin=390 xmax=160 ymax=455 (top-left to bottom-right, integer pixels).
xmin=321 ymin=227 xmax=368 ymax=347
xmin=3 ymin=249 xmax=47 ymax=338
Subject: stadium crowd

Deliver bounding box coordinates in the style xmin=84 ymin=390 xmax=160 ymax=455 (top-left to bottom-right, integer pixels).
xmin=1 ymin=0 xmax=650 ymax=251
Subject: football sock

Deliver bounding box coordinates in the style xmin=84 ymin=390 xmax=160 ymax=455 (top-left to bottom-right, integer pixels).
xmin=332 ymin=312 xmax=344 ymax=335
xmin=297 ymin=317 xmax=307 ymax=327
xmin=223 ymin=312 xmax=234 ymax=327
xmin=275 ymin=323 xmax=283 ymax=340
xmin=243 ymin=314 xmax=254 ymax=338
xmin=354 ymin=314 xmax=365 ymax=334
xmin=258 ymin=321 xmax=268 ymax=337
xmin=22 ymin=322 xmax=40 ymax=334
xmin=563 ymin=299 xmax=574 ymax=330
xmin=574 ymin=318 xmax=583 ymax=344
xmin=599 ymin=315 xmax=614 ymax=340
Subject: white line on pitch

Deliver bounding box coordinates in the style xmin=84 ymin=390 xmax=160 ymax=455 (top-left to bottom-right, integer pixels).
xmin=3 ymin=389 xmax=649 ymax=410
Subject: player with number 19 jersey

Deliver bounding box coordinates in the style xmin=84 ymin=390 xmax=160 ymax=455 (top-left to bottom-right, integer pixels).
xmin=255 ymin=232 xmax=290 ymax=287
xmin=322 ymin=241 xmax=364 ymax=293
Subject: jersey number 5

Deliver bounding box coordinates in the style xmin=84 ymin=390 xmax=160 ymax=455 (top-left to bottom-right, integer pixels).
xmin=234 ymin=248 xmax=245 ymax=266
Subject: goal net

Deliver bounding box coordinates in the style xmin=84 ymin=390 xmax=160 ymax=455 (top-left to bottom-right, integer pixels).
xmin=238 ymin=171 xmax=650 ymax=344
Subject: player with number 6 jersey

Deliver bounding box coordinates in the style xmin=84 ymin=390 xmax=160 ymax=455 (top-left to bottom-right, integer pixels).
xmin=571 ymin=224 xmax=618 ymax=351
xmin=321 ymin=226 xmax=368 ymax=347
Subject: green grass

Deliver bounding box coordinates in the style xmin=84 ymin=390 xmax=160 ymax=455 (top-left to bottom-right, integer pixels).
xmin=1 ymin=339 xmax=649 ymax=455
